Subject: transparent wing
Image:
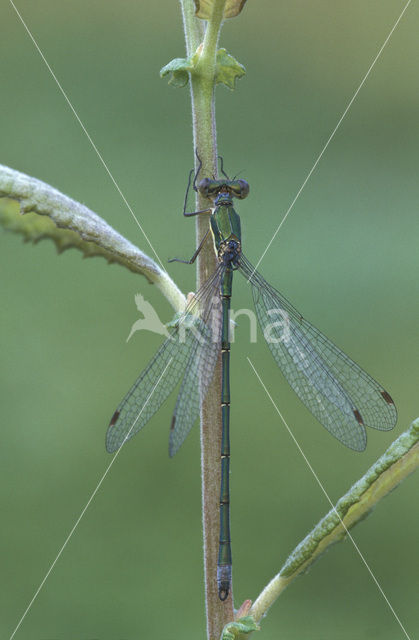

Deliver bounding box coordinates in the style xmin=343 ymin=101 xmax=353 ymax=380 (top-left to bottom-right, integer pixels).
xmin=106 ymin=266 xmax=223 ymax=453
xmin=169 ymin=287 xmax=223 ymax=456
xmin=239 ymin=255 xmax=397 ymax=451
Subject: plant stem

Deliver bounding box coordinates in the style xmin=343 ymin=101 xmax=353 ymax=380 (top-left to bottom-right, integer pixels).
xmin=180 ymin=0 xmax=203 ymax=56
xmin=179 ymin=1 xmax=234 ymax=637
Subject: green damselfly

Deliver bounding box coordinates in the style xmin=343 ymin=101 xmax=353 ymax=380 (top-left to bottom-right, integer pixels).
xmin=106 ymin=160 xmax=397 ymax=601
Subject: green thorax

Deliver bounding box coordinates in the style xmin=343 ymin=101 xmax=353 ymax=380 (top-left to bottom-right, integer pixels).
xmin=196 ymin=177 xmax=249 ymax=253
xmin=210 ymin=203 xmax=241 ymax=251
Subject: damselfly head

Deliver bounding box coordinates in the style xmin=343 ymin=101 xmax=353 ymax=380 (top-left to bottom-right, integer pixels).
xmin=197 ymin=177 xmax=250 ymax=201
xmin=231 ymin=179 xmax=249 ymax=199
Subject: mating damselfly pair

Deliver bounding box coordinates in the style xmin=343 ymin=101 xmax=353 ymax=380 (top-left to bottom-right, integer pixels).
xmin=106 ymin=159 xmax=397 ymax=601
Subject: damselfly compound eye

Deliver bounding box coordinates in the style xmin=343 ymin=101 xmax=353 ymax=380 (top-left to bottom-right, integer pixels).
xmin=197 ymin=177 xmax=212 ymax=198
xmin=236 ymin=179 xmax=249 ymax=199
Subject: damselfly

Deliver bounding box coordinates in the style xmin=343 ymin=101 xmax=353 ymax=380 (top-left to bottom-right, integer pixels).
xmin=106 ymin=160 xmax=397 ymax=601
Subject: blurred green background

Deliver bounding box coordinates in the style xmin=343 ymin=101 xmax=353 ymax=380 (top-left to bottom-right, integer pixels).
xmin=1 ymin=1 xmax=418 ymax=638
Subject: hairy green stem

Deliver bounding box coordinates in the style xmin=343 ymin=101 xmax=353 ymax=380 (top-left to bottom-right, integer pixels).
xmin=180 ymin=1 xmax=233 ymax=638
xmin=180 ymin=0 xmax=204 ymax=57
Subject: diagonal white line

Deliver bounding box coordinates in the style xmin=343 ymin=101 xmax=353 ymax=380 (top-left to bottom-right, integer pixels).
xmin=252 ymin=0 xmax=412 ymax=275
xmin=247 ymin=357 xmax=412 ymax=640
xmin=9 ymin=0 xmax=167 ymax=273
xmin=8 ymin=358 xmax=173 ymax=640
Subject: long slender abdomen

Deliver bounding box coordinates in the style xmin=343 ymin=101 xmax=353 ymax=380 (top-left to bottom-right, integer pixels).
xmin=218 ymin=267 xmax=233 ymax=601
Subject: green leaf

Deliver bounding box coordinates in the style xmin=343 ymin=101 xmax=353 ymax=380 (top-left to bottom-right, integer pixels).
xmin=0 ymin=164 xmax=186 ymax=313
xmin=249 ymin=419 xmax=419 ymax=623
xmin=161 ymin=47 xmax=244 ymax=90
xmin=194 ymin=0 xmax=248 ymax=19
xmin=160 ymin=47 xmax=203 ymax=88
xmin=221 ymin=616 xmax=259 ymax=640
xmin=216 ymin=48 xmax=246 ymax=89
xmin=280 ymin=418 xmax=419 ymax=579
xmin=160 ymin=57 xmax=194 ymax=88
